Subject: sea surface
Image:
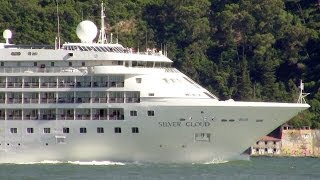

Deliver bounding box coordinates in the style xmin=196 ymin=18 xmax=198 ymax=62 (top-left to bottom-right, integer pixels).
xmin=0 ymin=157 xmax=319 ymax=180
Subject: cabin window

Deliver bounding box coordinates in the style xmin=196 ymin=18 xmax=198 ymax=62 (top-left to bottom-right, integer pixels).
xmin=130 ymin=110 xmax=137 ymax=116
xmin=148 ymin=93 xmax=154 ymax=96
xmin=51 ymin=62 xmax=54 ymax=67
xmin=97 ymin=127 xmax=104 ymax=133
xmin=147 ymin=110 xmax=155 ymax=116
xmin=34 ymin=62 xmax=37 ymax=67
xmin=136 ymin=78 xmax=142 ymax=84
xmin=11 ymin=52 xmax=21 ymax=56
xmin=194 ymin=133 xmax=211 ymax=142
xmin=239 ymin=118 xmax=248 ymax=121
xmin=0 ymin=62 xmax=3 ymax=66
xmin=43 ymin=128 xmax=50 ymax=134
xmin=63 ymin=127 xmax=69 ymax=134
xmin=146 ymin=62 xmax=153 ymax=67
xmin=132 ymin=127 xmax=139 ymax=133
xmin=114 ymin=127 xmax=121 ymax=133
xmin=27 ymin=128 xmax=34 ymax=134
xmin=10 ymin=128 xmax=17 ymax=134
xmin=56 ymin=136 xmax=65 ymax=144
xmin=80 ymin=127 xmax=87 ymax=133
xmin=82 ymin=62 xmax=85 ymax=66
xmin=69 ymin=62 xmax=72 ymax=67
xmin=132 ymin=61 xmax=138 ymax=67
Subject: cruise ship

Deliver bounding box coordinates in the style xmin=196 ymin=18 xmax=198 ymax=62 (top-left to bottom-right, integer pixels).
xmin=0 ymin=4 xmax=309 ymax=163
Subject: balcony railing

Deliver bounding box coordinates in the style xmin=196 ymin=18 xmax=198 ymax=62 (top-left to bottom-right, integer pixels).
xmin=57 ymin=114 xmax=75 ymax=120
xmin=7 ymin=98 xmax=22 ymax=104
xmin=24 ymin=98 xmax=39 ymax=104
xmin=24 ymin=82 xmax=39 ymax=88
xmin=40 ymin=82 xmax=57 ymax=88
xmin=23 ymin=115 xmax=38 ymax=120
xmin=7 ymin=83 xmax=22 ymax=88
xmin=92 ymin=115 xmax=109 ymax=120
xmin=75 ymin=114 xmax=91 ymax=120
xmin=7 ymin=115 xmax=22 ymax=120
xmin=40 ymin=115 xmax=56 ymax=120
xmin=41 ymin=98 xmax=56 ymax=104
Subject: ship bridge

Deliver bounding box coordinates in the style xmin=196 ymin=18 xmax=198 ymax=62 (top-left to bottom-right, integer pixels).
xmin=63 ymin=43 xmax=125 ymax=53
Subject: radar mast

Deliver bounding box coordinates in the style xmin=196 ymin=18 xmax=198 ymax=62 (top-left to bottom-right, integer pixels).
xmin=297 ymin=80 xmax=309 ymax=104
xmin=98 ymin=2 xmax=107 ymax=44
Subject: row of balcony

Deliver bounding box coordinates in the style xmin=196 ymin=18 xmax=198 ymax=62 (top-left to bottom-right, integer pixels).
xmin=0 ymin=97 xmax=140 ymax=104
xmin=0 ymin=114 xmax=124 ymax=121
xmin=0 ymin=81 xmax=124 ymax=88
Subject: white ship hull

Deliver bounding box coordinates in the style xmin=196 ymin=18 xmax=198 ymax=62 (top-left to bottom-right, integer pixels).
xmin=0 ymin=5 xmax=310 ymax=163
xmin=0 ymin=100 xmax=308 ymax=163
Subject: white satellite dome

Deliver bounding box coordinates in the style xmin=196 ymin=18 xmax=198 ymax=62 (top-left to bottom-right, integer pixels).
xmin=76 ymin=20 xmax=98 ymax=43
xmin=3 ymin=29 xmax=12 ymax=44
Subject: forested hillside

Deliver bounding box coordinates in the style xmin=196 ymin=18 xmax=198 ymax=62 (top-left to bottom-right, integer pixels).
xmin=0 ymin=0 xmax=319 ymax=127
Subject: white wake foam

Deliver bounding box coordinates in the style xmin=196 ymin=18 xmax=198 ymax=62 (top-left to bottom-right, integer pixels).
xmin=67 ymin=160 xmax=126 ymax=166
xmin=14 ymin=160 xmax=125 ymax=165
xmin=16 ymin=160 xmax=63 ymax=165
xmin=203 ymin=159 xmax=229 ymax=165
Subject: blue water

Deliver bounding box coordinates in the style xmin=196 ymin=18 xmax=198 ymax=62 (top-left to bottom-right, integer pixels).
xmin=0 ymin=157 xmax=319 ymax=180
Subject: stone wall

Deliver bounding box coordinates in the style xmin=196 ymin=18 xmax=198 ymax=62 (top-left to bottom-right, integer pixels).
xmin=281 ymin=129 xmax=320 ymax=157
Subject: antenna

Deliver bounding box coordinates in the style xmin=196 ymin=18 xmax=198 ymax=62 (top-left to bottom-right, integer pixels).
xmin=116 ymin=27 xmax=119 ymax=44
xmin=98 ymin=1 xmax=107 ymax=44
xmin=297 ymin=80 xmax=310 ymax=104
xmin=56 ymin=0 xmax=61 ymax=49
xmin=145 ymin=30 xmax=148 ymax=52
